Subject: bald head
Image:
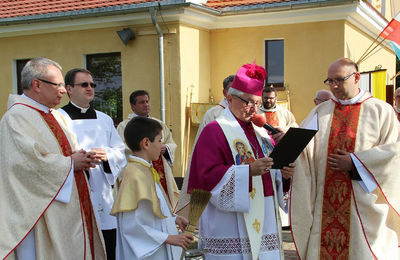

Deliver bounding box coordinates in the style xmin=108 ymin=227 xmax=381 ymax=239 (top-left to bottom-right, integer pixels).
xmin=326 ymin=58 xmax=360 ymax=100
xmin=314 ymin=89 xmax=333 ymax=105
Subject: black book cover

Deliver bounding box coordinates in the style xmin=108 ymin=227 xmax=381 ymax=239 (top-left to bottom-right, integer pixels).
xmin=270 ymin=127 xmax=317 ymax=169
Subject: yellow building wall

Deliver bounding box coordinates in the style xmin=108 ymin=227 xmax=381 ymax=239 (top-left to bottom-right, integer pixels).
xmin=0 ymin=24 xmax=187 ymax=178
xmin=208 ymin=20 xmax=345 ymax=122
xmin=179 ymin=24 xmax=211 ymax=172
xmin=344 ymin=21 xmax=396 ymax=83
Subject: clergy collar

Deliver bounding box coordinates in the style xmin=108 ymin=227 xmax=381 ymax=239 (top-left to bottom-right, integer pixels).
xmin=259 ymin=104 xmax=280 ymax=112
xmin=61 ymin=102 xmax=97 ymax=119
xmin=337 ymin=89 xmax=364 ymax=105
xmin=129 ymin=155 xmax=152 ymax=167
xmin=70 ymin=101 xmax=90 ymax=113
xmin=131 ymin=113 xmax=150 ymax=118
xmin=21 ymin=94 xmax=50 ymax=113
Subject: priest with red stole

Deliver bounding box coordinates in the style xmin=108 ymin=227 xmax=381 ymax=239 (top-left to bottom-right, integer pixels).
xmin=185 ymin=63 xmax=295 ymax=260
xmin=0 ymin=58 xmax=106 ymax=259
xmin=291 ymin=58 xmax=400 ymax=259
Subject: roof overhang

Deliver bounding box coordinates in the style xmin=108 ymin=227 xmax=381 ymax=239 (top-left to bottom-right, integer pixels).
xmin=0 ymin=0 xmax=389 ymax=43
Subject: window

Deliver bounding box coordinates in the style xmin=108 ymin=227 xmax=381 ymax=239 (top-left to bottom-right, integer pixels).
xmin=16 ymin=59 xmax=30 ymax=94
xmin=86 ymin=53 xmax=122 ymax=125
xmin=265 ymin=40 xmax=284 ymax=89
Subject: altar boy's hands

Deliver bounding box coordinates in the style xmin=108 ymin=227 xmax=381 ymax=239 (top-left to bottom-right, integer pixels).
xmin=166 ymin=233 xmax=194 ymax=250
xmin=175 ymin=215 xmax=189 ymax=232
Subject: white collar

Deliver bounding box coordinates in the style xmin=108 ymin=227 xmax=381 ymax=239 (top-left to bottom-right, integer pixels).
xmin=131 ymin=113 xmax=150 ymax=118
xmin=129 ymin=155 xmax=152 ymax=167
xmin=21 ymin=94 xmax=50 ymax=113
xmin=70 ymin=101 xmax=90 ymax=113
xmin=394 ymin=106 xmax=400 ymax=113
xmin=260 ymin=103 xmax=280 ymax=112
xmin=337 ymin=89 xmax=365 ymax=105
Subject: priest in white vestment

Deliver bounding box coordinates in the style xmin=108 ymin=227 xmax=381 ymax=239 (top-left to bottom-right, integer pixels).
xmin=291 ymin=58 xmax=400 ymax=259
xmin=182 ymin=63 xmax=295 ymax=260
xmin=111 ymin=117 xmax=193 ymax=260
xmin=0 ymin=58 xmax=106 ymax=260
xmin=58 ymin=68 xmax=126 ymax=260
xmin=117 ymin=90 xmax=179 ymax=210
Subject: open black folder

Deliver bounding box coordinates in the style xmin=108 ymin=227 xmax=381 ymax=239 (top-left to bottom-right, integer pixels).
xmin=270 ymin=126 xmax=317 ymax=169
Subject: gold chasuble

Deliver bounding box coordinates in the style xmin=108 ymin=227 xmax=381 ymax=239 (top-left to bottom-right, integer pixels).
xmin=0 ymin=95 xmax=105 ymax=260
xmin=320 ymin=103 xmax=361 ymax=258
xmin=290 ymin=92 xmax=400 ymax=260
xmin=117 ymin=115 xmax=179 ymax=210
xmin=111 ymin=157 xmax=171 ymax=218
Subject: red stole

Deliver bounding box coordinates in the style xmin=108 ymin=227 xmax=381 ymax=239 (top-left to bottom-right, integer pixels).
xmin=152 ymin=155 xmax=172 ymax=205
xmin=263 ymin=111 xmax=279 ymax=127
xmin=320 ymin=102 xmax=361 ymax=259
xmin=39 ymin=110 xmax=96 ymax=260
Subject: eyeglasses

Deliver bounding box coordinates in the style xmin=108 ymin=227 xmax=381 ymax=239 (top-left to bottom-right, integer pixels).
xmin=73 ymin=82 xmax=97 ymax=88
xmin=263 ymin=96 xmax=276 ymax=100
xmin=232 ymin=95 xmax=260 ymax=108
xmin=37 ymin=78 xmax=65 ymax=88
xmin=324 ymin=72 xmax=356 ymax=86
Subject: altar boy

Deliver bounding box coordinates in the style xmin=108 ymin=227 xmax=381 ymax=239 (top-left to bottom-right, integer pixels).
xmin=111 ymin=117 xmax=193 ymax=259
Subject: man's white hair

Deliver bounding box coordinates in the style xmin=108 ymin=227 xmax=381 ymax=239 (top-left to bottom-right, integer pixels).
xmin=227 ymin=87 xmax=245 ymax=97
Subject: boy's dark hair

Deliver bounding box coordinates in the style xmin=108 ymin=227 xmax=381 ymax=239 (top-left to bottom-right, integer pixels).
xmin=124 ymin=117 xmax=163 ymax=152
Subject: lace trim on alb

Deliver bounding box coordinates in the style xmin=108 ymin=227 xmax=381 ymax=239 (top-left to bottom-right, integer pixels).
xmin=201 ymin=233 xmax=279 ymax=255
xmin=218 ymin=168 xmax=236 ymax=210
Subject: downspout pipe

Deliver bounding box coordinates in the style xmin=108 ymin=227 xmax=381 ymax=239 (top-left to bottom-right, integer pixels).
xmin=150 ymin=7 xmax=165 ymax=123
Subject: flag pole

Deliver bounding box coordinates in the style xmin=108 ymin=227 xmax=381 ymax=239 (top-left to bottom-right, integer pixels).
xmin=357 ymin=37 xmax=386 ymax=64
xmin=390 ymin=71 xmax=400 ymax=81
xmin=356 ymin=35 xmax=384 ymax=64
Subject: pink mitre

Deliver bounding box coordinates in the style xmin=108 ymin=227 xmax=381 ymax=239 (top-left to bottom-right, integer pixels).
xmin=231 ymin=63 xmax=267 ymax=97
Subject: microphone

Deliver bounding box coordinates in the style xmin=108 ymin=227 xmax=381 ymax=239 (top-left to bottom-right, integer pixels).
xmin=251 ymin=114 xmax=280 ymax=134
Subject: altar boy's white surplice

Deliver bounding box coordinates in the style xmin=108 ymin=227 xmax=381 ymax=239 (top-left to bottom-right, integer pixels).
xmin=111 ymin=156 xmax=182 ymax=260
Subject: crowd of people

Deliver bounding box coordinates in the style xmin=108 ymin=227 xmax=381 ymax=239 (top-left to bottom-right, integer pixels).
xmin=0 ymin=56 xmax=399 ymax=260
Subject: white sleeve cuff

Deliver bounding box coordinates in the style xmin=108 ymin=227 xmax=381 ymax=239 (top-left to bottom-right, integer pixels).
xmin=55 ymin=162 xmax=74 ymax=203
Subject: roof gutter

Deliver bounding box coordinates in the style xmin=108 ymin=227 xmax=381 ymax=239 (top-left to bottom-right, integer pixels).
xmin=149 ymin=7 xmax=166 ymax=123
xmin=0 ymin=1 xmax=219 ymax=26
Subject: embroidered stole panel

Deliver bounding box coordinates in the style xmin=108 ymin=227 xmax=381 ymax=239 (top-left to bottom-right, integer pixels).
xmin=264 ymin=111 xmax=279 ymax=127
xmin=319 ymin=103 xmax=361 ymax=259
xmin=40 ymin=111 xmax=95 ymax=259
xmin=152 ymin=155 xmax=171 ymax=205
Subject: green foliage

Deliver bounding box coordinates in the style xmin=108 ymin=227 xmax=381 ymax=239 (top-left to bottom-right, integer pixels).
xmin=92 ymin=86 xmax=122 ymax=125
xmin=88 ymin=53 xmax=122 ymax=125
